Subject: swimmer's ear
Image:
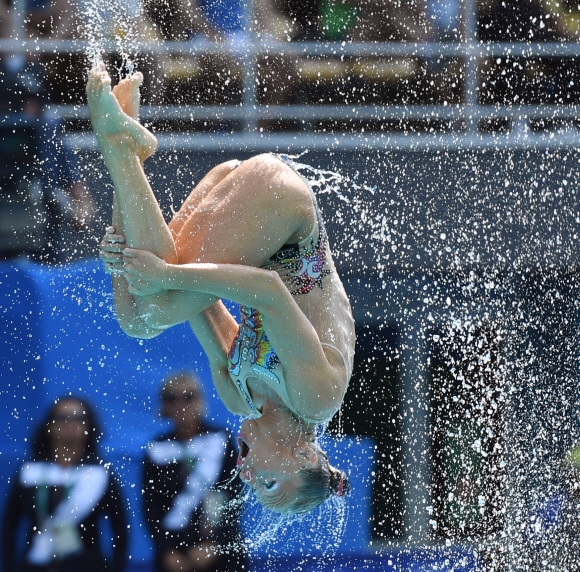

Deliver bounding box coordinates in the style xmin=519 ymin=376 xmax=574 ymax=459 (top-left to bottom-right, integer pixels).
xmin=294 ymin=445 xmax=318 ymax=468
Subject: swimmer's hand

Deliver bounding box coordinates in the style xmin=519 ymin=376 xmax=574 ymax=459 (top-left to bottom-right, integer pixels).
xmin=122 ymin=247 xmax=168 ymax=296
xmin=100 ymin=226 xmax=126 ymax=276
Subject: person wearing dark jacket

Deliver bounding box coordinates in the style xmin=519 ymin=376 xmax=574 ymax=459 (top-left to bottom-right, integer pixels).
xmin=143 ymin=371 xmax=247 ymax=572
xmin=1 ymin=396 xmax=128 ymax=572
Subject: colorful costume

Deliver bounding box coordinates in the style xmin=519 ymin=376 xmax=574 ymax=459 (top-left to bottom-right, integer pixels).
xmin=143 ymin=425 xmax=248 ymax=572
xmin=227 ymin=155 xmax=347 ymax=422
xmin=1 ymin=460 xmax=127 ymax=572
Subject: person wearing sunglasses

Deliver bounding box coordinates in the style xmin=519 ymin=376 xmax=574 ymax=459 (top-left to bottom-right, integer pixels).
xmin=88 ymin=63 xmax=354 ymax=515
xmin=143 ymin=371 xmax=247 ymax=572
xmin=1 ymin=396 xmax=128 ymax=572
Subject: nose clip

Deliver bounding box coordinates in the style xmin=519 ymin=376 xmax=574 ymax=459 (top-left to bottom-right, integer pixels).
xmin=241 ymin=468 xmax=253 ymax=482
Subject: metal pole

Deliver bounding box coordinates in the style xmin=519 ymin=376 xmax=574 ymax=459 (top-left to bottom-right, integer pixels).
xmin=12 ymin=0 xmax=26 ymax=39
xmin=401 ymin=314 xmax=432 ymax=543
xmin=463 ymin=0 xmax=479 ymax=134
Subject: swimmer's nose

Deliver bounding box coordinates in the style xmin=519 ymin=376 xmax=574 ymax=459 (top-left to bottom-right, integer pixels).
xmin=239 ymin=467 xmax=254 ymax=483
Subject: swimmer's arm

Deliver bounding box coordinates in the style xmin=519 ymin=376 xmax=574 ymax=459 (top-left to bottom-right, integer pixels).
xmin=110 ymin=275 xmax=167 ymax=339
xmin=147 ymin=259 xmax=346 ymax=417
xmin=101 ymin=225 xmax=213 ymax=338
xmin=188 ymin=304 xmax=253 ymax=417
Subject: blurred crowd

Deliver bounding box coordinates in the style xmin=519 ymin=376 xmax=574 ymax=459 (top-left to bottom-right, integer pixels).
xmin=1 ymin=0 xmax=579 ymax=111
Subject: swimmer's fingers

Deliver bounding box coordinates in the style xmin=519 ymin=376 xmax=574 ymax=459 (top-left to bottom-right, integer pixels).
xmin=100 ymin=249 xmax=124 ymax=275
xmin=125 ymin=275 xmax=163 ymax=297
xmin=99 ymin=228 xmax=126 ymax=273
xmin=100 ymin=248 xmax=124 ymax=264
xmin=123 ymin=248 xmax=167 ymax=296
xmin=99 ymin=229 xmax=125 ymax=254
xmin=123 ymin=248 xmax=167 ymax=279
xmin=100 ymin=232 xmax=126 ymax=246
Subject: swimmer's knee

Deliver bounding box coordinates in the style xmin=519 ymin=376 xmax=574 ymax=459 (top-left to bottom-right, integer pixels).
xmin=209 ymin=160 xmax=242 ymax=180
xmin=239 ymin=154 xmax=297 ymax=191
xmin=245 ymin=153 xmax=282 ymax=172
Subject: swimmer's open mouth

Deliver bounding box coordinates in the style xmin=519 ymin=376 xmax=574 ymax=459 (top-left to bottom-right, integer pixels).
xmin=237 ymin=437 xmax=249 ymax=465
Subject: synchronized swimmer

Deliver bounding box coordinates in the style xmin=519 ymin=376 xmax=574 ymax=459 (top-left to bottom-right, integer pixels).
xmin=88 ymin=64 xmax=356 ymax=513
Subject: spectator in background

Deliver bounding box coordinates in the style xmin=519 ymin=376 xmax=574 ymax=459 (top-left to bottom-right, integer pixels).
xmin=539 ymin=0 xmax=580 ymax=107
xmin=1 ymin=396 xmax=129 ymax=572
xmin=344 ymin=0 xmax=432 ymax=43
xmin=26 ymin=0 xmax=81 ymax=40
xmin=25 ymin=0 xmax=88 ymax=104
xmin=138 ymin=0 xmax=244 ymax=105
xmin=342 ymin=0 xmax=433 ymax=106
xmin=0 ymin=0 xmax=94 ymax=263
xmin=477 ymin=0 xmax=562 ymax=107
xmin=477 ymin=0 xmax=557 ymax=42
xmin=141 ymin=0 xmax=231 ymax=43
xmin=250 ymin=0 xmax=302 ymax=122
xmin=427 ymin=0 xmax=462 ymax=42
xmin=0 ymin=0 xmax=12 ymax=39
xmin=0 ymin=71 xmax=94 ymax=263
xmin=424 ymin=0 xmax=463 ymax=108
xmin=254 ymin=0 xmax=434 ymax=126
xmin=143 ymin=371 xmax=248 ymax=572
xmin=543 ymin=0 xmax=580 ymax=40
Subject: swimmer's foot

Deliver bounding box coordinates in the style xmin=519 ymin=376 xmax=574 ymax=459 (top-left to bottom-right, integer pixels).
xmin=112 ymin=72 xmax=142 ymax=120
xmin=87 ymin=65 xmax=157 ymax=161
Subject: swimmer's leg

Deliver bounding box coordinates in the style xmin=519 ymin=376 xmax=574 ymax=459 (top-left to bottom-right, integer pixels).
xmin=87 ymin=66 xmax=157 ymax=162
xmin=87 ymin=64 xmax=171 ymax=259
xmin=87 ymin=64 xmax=189 ymax=336
xmin=87 ymin=65 xmax=243 ymax=337
xmin=171 ymin=154 xmax=316 ymax=267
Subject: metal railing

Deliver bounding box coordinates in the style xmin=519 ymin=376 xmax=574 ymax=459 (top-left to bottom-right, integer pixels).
xmin=2 ymin=1 xmax=580 ymax=149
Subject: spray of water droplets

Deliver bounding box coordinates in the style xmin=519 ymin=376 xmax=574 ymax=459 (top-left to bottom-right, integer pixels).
xmin=17 ymin=0 xmax=580 ymax=560
xmin=80 ymin=0 xmax=144 ymax=77
xmin=286 ymin=147 xmax=580 ymax=570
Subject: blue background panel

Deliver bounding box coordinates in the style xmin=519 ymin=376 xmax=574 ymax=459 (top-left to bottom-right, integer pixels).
xmin=0 ymin=260 xmax=395 ymax=570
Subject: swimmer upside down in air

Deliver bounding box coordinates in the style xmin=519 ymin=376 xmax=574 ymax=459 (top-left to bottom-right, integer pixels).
xmin=87 ymin=64 xmax=356 ymax=514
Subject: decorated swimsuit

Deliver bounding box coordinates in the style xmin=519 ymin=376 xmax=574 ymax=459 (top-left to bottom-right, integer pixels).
xmin=227 ymin=157 xmax=339 ymax=420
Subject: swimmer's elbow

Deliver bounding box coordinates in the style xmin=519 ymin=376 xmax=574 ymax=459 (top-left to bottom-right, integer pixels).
xmin=259 ymin=272 xmax=293 ymax=316
xmin=118 ymin=316 xmax=165 ymax=339
xmin=114 ymin=306 xmax=165 ymax=339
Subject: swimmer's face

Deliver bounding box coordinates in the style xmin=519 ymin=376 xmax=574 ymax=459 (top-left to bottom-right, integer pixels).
xmin=237 ymin=418 xmax=318 ymax=512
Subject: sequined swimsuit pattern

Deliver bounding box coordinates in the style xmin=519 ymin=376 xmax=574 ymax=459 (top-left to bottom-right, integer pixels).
xmin=266 ymin=230 xmax=331 ymax=295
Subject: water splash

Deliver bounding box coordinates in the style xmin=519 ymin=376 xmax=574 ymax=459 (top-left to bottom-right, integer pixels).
xmin=80 ymin=0 xmax=144 ymax=77
xmin=242 ymin=492 xmax=348 ymax=559
xmin=273 ymin=145 xmax=580 ymax=570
